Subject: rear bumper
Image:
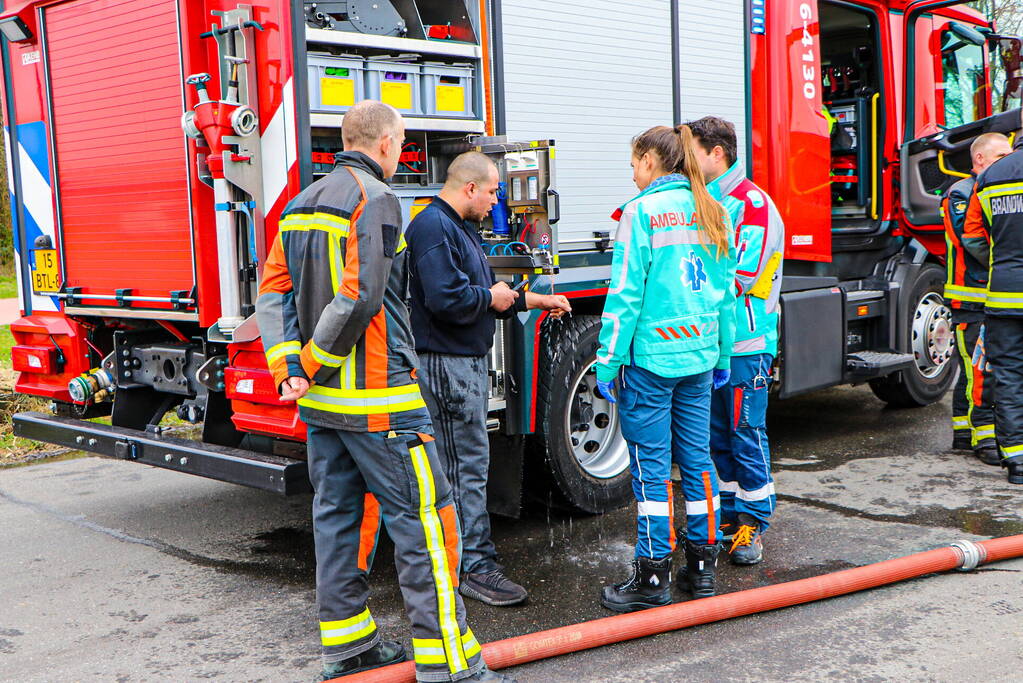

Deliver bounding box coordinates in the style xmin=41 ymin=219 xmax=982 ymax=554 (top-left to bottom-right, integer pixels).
xmin=12 ymin=411 xmax=311 ymax=495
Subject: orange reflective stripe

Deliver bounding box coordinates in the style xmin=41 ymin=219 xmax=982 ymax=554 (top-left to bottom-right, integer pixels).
xmin=702 ymin=470 xmax=716 ymax=545
xmin=438 ymin=504 xmax=461 ymax=587
xmin=358 ymin=493 xmax=381 ymax=572
xmin=666 ymin=481 xmax=676 ymax=552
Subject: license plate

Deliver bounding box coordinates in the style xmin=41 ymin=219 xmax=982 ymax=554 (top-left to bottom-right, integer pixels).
xmin=31 ymin=249 xmax=60 ymax=293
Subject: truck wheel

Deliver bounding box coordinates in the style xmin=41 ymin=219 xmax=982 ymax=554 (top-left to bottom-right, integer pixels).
xmin=531 ymin=314 xmax=632 ymax=514
xmin=869 ymin=264 xmax=956 ymax=407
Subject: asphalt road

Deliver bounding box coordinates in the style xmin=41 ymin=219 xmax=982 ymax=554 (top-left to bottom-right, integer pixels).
xmin=2 ymin=384 xmax=1022 ymax=682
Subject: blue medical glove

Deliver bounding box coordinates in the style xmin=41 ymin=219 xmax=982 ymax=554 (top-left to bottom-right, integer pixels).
xmin=596 ymin=378 xmax=617 ymax=404
xmin=712 ymin=368 xmax=731 ymax=390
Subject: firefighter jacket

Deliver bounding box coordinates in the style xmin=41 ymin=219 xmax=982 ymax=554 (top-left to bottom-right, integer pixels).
xmin=595 ymin=174 xmax=737 ymax=384
xmin=964 ymin=148 xmax=1023 ymax=317
xmin=256 ymin=152 xmax=430 ymax=432
xmin=712 ymin=162 xmax=784 ymax=357
xmin=942 ymin=176 xmax=986 ymax=314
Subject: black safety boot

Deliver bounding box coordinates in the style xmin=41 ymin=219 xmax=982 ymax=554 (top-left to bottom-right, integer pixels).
xmin=600 ymin=555 xmax=672 ymax=613
xmin=1003 ymin=457 xmax=1023 ymax=485
xmin=678 ymin=538 xmax=721 ymax=599
xmin=975 ymin=445 xmax=1001 ymax=466
xmin=952 ymin=432 xmax=973 ymax=452
xmin=320 ymin=640 xmax=406 ymax=680
xmin=461 ymin=569 xmax=528 ymax=606
xmin=728 ymin=514 xmax=764 ymax=566
xmin=467 ymin=667 xmax=518 ymax=682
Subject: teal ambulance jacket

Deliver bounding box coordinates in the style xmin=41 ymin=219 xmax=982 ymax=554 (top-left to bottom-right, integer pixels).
xmin=712 ymin=162 xmax=785 ymax=357
xmin=595 ymin=176 xmax=738 ymax=384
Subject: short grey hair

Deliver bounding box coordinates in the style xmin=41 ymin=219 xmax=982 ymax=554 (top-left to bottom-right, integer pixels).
xmin=443 ymin=151 xmax=497 ymax=188
xmin=342 ymin=100 xmax=402 ymax=149
xmin=971 ymin=131 xmax=1010 ymax=159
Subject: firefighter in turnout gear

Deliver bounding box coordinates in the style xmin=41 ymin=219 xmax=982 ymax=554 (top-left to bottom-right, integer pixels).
xmin=255 ymin=101 xmax=512 ymax=682
xmin=941 ymin=133 xmax=1011 ymax=464
xmin=595 ymin=125 xmax=737 ymax=612
xmin=689 ymin=116 xmax=784 ymax=566
xmin=962 ymin=135 xmax=1023 ymax=486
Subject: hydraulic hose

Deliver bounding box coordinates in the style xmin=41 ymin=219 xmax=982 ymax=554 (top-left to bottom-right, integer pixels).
xmin=339 ymin=535 xmax=1023 ymax=682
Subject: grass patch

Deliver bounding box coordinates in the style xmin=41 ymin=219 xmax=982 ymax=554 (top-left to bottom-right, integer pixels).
xmin=0 ymin=274 xmax=16 ymax=299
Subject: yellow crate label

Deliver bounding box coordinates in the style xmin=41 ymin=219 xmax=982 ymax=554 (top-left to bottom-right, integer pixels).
xmin=31 ymin=249 xmax=59 ymax=293
xmin=321 ymin=77 xmax=355 ymax=107
xmin=381 ymin=81 xmax=412 ymax=110
xmin=410 ymin=203 xmax=429 ymax=220
xmin=435 ymin=85 xmax=465 ymax=113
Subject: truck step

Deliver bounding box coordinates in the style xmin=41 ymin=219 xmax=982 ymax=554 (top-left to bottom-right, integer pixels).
xmin=846 ymin=351 xmax=916 ymax=378
xmin=12 ymin=411 xmax=311 ymax=495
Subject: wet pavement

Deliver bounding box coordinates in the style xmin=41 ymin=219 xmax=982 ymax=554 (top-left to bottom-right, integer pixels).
xmin=1 ymin=384 xmax=1022 ymax=681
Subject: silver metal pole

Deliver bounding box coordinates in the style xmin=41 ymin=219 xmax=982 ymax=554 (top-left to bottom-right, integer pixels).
xmin=213 ymin=177 xmax=244 ymax=336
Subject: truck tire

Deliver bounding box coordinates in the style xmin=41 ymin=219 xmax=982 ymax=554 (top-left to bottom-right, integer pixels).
xmin=530 ymin=314 xmax=632 ymax=514
xmin=869 ymin=264 xmax=956 ymax=407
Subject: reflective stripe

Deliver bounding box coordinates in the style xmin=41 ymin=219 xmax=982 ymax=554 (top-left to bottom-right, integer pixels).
xmin=733 ymin=335 xmax=766 ymax=354
xmin=462 ymin=628 xmax=481 ymax=659
xmin=986 ymin=298 xmax=1023 ymax=309
xmin=974 ymin=424 xmax=995 ymax=439
xmin=718 ymin=480 xmax=738 ymax=493
xmin=298 ymin=384 xmax=427 ymax=415
xmin=397 ymin=233 xmax=408 ymax=254
xmin=952 ymin=416 xmax=971 ymax=429
xmin=685 ymin=495 xmax=720 ymax=516
xmin=977 ymin=183 xmax=1023 ymax=222
xmin=735 ymin=482 xmax=776 ymax=502
xmin=320 ymin=609 xmax=376 ymax=647
xmin=608 ymin=204 xmax=635 ymax=296
xmin=596 ymin=311 xmax=621 ymax=365
xmin=266 ymin=340 xmax=301 ymax=364
xmin=651 ymin=229 xmax=703 ymax=249
xmin=637 ymin=500 xmax=670 ymax=517
xmin=413 ymin=629 xmax=479 ymax=666
xmin=279 ymin=211 xmax=351 ymax=238
xmin=310 ymin=340 xmax=346 ymax=368
xmin=944 ymin=284 xmax=987 ymax=303
xmin=1001 ymin=443 xmax=1023 ymax=457
xmin=409 ymin=443 xmax=467 ymax=673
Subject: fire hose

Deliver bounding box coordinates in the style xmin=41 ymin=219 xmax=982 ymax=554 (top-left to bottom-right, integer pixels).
xmin=339 ymin=535 xmax=1023 ymax=682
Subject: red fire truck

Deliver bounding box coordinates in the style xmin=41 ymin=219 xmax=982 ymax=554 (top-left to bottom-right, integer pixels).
xmin=2 ymin=0 xmax=1020 ymax=514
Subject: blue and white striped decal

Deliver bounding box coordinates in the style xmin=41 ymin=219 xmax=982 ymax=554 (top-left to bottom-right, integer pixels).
xmin=5 ymin=120 xmax=59 ymax=312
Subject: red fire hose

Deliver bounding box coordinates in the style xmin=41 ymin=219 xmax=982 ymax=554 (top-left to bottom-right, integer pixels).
xmin=339 ymin=535 xmax=1023 ymax=682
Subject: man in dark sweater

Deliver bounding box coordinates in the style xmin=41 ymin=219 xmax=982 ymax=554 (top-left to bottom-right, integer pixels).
xmin=406 ymin=151 xmax=570 ymax=605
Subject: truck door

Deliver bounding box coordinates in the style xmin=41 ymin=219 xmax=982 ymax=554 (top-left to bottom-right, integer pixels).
xmin=901 ymin=2 xmax=1023 ymax=230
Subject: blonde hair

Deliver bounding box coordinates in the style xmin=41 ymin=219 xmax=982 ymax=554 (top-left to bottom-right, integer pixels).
xmin=341 ymin=99 xmax=402 ymax=149
xmin=631 ymin=125 xmax=729 ymax=255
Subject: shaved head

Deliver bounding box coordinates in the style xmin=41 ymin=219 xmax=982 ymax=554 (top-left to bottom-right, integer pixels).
xmin=341 ymin=99 xmax=402 ymax=149
xmin=970 ymin=132 xmax=1012 ymax=174
xmin=443 ymin=151 xmax=497 ymax=190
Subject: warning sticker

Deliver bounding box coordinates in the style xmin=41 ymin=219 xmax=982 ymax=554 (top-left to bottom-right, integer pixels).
xmin=381 ymin=82 xmax=412 ymax=111
xmin=321 ymin=77 xmax=355 ymax=107
xmin=791 ymin=235 xmax=814 ymax=246
xmin=436 ymin=85 xmax=465 ymax=113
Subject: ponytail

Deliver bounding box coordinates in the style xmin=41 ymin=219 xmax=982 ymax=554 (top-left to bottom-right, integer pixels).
xmin=676 ymin=125 xmax=729 ymax=256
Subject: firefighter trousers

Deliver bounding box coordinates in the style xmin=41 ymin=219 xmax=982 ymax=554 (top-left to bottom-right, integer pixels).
xmin=984 ymin=317 xmax=1023 ymax=464
xmin=710 ymin=353 xmax=776 ymax=530
xmin=952 ymin=320 xmax=996 ymax=448
xmin=306 ymin=424 xmax=485 ymax=682
xmin=618 ymin=365 xmax=720 ymax=557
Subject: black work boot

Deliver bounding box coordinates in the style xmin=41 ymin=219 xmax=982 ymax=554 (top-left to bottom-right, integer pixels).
xmin=600 ymin=555 xmax=672 ymax=613
xmin=952 ymin=432 xmax=973 ymax=452
xmin=460 ymin=569 xmax=528 ymax=606
xmin=678 ymin=538 xmax=721 ymax=599
xmin=320 ymin=640 xmax=406 ymax=680
xmin=728 ymin=513 xmax=764 ymax=566
xmin=1003 ymin=457 xmax=1023 ymax=485
xmin=975 ymin=445 xmax=1001 ymax=466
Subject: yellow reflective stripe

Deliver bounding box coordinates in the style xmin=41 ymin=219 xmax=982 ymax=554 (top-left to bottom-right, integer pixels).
xmin=310 ymin=341 xmax=346 ymax=368
xmin=944 ymin=284 xmax=987 ymax=302
xmin=266 ymin=340 xmax=301 ymax=364
xmin=320 ymin=609 xmax=376 ymax=647
xmin=409 ymin=443 xmax=467 ymax=674
xmin=328 ymin=230 xmax=341 ymax=292
xmin=1001 ymin=443 xmax=1023 ymax=456
xmin=985 ymin=290 xmax=1023 ymax=298
xmin=279 ymin=212 xmax=351 ymax=239
xmin=974 ymin=424 xmax=995 ymax=439
xmin=397 ymin=233 xmax=408 ymax=254
xmin=956 ymin=327 xmax=977 ymax=436
xmin=306 ymin=384 xmax=423 ymax=399
xmin=462 ymin=628 xmax=481 ymax=659
xmin=413 ymin=638 xmax=448 ymax=665
xmin=298 ymin=384 xmax=427 ymax=414
xmin=977 ymin=183 xmax=1023 ymax=223
xmin=298 ymin=396 xmax=427 ymax=415
xmin=986 ymin=300 xmax=1023 ymax=309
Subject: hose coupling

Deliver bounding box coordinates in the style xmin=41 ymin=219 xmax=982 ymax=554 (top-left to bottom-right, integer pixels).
xmin=950 ymin=540 xmax=986 ymax=571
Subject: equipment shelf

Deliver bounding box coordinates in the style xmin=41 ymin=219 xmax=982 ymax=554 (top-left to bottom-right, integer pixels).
xmin=310 ymin=113 xmax=485 ymax=133
xmin=305 ymin=28 xmax=481 ymax=59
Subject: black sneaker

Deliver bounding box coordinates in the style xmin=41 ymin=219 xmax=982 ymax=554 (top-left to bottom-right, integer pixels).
xmin=460 ymin=570 xmax=528 ymax=606
xmin=467 ymin=667 xmax=518 ymax=682
xmin=320 ymin=640 xmax=406 ymax=680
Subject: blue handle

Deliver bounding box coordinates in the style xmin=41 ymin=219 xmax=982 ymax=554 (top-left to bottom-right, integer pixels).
xmin=491 ymin=181 xmax=510 ymax=236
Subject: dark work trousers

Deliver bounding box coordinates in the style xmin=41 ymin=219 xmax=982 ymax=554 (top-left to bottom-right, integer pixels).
xmin=952 ymin=320 xmax=996 ymax=448
xmin=985 ymin=316 xmax=1023 ymax=463
xmin=306 ymin=425 xmax=485 ymax=682
xmin=418 ymin=352 xmax=500 ymax=575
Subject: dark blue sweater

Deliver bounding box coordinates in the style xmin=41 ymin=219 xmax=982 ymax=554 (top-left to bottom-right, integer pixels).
xmin=406 ymin=198 xmax=521 ymax=356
